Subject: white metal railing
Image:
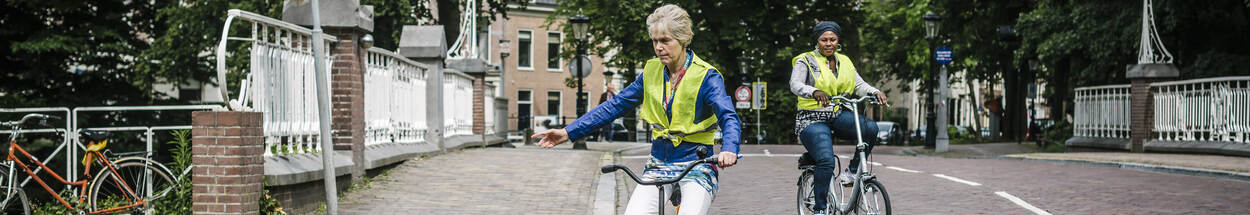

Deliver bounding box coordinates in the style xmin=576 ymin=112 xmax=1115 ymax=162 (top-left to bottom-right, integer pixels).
xmin=365 ymin=47 xmax=430 ymax=146
xmin=444 ymin=72 xmax=474 ymax=137
xmin=217 ymin=9 xmax=336 ymax=156
xmin=1152 ymin=76 xmax=1250 ymax=143
xmin=484 ymin=84 xmax=496 ymax=135
xmin=1074 ymin=84 xmax=1132 ymax=138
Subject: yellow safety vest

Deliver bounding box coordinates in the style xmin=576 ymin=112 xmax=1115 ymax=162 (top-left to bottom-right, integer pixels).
xmin=639 ymin=54 xmax=719 ymax=146
xmin=793 ymin=51 xmax=857 ymax=112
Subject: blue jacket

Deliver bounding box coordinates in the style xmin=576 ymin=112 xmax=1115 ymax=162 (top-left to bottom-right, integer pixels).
xmin=565 ymin=62 xmax=741 ymax=162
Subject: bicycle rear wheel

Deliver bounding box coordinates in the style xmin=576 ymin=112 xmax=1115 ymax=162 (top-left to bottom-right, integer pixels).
xmin=88 ymin=159 xmax=176 ymax=214
xmin=854 ymin=179 xmax=890 ymax=215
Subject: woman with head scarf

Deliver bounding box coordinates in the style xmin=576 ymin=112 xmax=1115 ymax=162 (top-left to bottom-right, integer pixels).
xmin=533 ymin=4 xmax=740 ymax=215
xmin=789 ymin=20 xmax=890 ymax=215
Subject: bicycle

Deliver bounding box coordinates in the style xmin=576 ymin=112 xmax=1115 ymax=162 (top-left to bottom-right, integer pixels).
xmin=796 ymin=96 xmax=891 ymax=215
xmin=0 ymin=113 xmax=177 ymax=214
xmin=601 ymin=155 xmax=737 ymax=215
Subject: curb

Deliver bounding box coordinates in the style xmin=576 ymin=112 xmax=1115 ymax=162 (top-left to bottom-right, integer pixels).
xmin=592 ymin=143 xmax=648 ymax=214
xmin=593 ymin=153 xmax=617 ymax=215
xmin=998 ymin=155 xmax=1250 ymax=182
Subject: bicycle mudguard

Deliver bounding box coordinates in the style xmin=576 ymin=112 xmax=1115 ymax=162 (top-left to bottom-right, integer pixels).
xmin=669 ymin=183 xmax=681 ymax=206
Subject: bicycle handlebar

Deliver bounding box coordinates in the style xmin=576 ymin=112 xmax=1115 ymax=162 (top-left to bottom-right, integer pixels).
xmin=828 ymin=95 xmax=880 ymax=105
xmin=602 ymin=156 xmax=739 ymax=186
xmin=1 ymin=113 xmax=61 ymax=128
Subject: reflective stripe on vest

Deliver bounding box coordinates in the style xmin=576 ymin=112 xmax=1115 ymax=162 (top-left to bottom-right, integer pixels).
xmin=793 ymin=51 xmax=857 ymax=111
xmin=639 ymin=54 xmax=719 ymax=146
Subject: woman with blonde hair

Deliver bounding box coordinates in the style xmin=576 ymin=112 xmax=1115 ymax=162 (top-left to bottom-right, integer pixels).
xmin=533 ymin=4 xmax=740 ymax=215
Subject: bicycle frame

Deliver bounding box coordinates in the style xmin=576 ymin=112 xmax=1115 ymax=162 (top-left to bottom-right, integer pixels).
xmin=828 ymin=96 xmax=878 ymax=214
xmin=4 ymin=134 xmax=145 ymax=214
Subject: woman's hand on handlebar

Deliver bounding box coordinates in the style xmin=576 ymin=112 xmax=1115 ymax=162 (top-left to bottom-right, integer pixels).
xmin=874 ymin=91 xmax=890 ymax=107
xmin=812 ymin=90 xmax=831 ymax=107
xmin=531 ymin=129 xmax=569 ymax=148
xmin=717 ymin=151 xmax=738 ymax=167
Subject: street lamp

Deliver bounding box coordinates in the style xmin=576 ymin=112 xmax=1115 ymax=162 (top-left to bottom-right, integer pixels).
xmin=923 ymin=12 xmax=941 ymax=149
xmin=570 ymin=11 xmax=591 ymax=149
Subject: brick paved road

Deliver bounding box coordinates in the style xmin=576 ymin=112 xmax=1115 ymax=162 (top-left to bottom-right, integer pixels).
xmin=339 ymin=148 xmax=604 ymax=214
xmin=621 ymin=144 xmax=1250 ymax=214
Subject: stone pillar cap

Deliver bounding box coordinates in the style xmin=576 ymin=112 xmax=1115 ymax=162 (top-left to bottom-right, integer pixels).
xmin=1126 ymin=63 xmax=1180 ymax=79
xmin=282 ymin=0 xmax=374 ymax=32
xmin=399 ymin=25 xmax=447 ymax=59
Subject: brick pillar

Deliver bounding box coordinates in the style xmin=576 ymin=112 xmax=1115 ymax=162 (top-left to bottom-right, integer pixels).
xmin=1127 ymin=63 xmax=1178 ymax=152
xmin=325 ymin=27 xmax=367 ymax=181
xmin=472 ymin=74 xmax=486 ymax=134
xmin=192 ymin=111 xmax=264 ymax=215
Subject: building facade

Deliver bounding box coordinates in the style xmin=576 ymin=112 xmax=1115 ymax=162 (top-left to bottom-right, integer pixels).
xmin=488 ymin=0 xmax=614 ymax=132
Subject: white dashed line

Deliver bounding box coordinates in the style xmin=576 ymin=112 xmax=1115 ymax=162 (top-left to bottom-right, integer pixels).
xmin=869 ymin=162 xmax=883 ymax=166
xmin=932 ymin=174 xmax=982 ymax=186
xmin=837 ymin=155 xmax=850 ymax=159
xmin=763 ymin=149 xmax=772 ymax=156
xmin=886 ymin=166 xmax=922 ymax=173
xmin=995 ymin=191 xmax=1053 ymax=215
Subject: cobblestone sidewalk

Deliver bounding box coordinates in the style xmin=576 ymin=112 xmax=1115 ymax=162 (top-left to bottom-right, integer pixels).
xmin=338 ymin=148 xmax=604 ymax=214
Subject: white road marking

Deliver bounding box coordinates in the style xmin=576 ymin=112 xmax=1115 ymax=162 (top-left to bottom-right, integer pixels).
xmin=869 ymin=162 xmax=883 ymax=166
xmin=995 ymin=191 xmax=1053 ymax=215
xmin=764 ymin=149 xmax=772 ymax=156
xmin=837 ymin=155 xmax=850 ymax=159
xmin=886 ymin=166 xmax=922 ymax=173
xmin=932 ymin=174 xmax=982 ymax=186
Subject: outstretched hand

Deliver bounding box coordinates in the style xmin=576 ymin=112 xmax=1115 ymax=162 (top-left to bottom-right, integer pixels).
xmin=532 ymin=129 xmax=569 ymax=148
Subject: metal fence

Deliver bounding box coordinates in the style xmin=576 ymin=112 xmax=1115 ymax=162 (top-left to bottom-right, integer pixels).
xmin=1073 ymin=84 xmax=1132 ymax=138
xmin=364 ymin=47 xmax=430 ymax=147
xmin=217 ymin=9 xmax=336 ymax=156
xmin=444 ymin=72 xmax=474 ymax=137
xmin=1152 ymin=77 xmax=1250 ymax=143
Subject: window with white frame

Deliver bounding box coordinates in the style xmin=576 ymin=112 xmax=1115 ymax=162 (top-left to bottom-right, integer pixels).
xmin=518 ymin=30 xmax=533 ymax=69
xmin=547 ymin=32 xmax=561 ymax=70
xmin=547 ymin=91 xmax=561 ymax=118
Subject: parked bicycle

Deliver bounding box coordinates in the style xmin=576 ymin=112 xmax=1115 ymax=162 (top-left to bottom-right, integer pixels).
xmin=796 ymin=96 xmax=891 ymax=215
xmin=0 ymin=113 xmax=177 ymax=214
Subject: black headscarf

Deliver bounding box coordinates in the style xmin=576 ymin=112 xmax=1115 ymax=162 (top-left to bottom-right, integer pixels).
xmin=812 ymin=21 xmax=841 ymax=40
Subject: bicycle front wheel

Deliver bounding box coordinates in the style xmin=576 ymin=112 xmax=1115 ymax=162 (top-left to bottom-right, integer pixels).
xmin=88 ymin=159 xmax=176 ymax=214
xmin=796 ymin=170 xmax=816 ymax=215
xmin=855 ymin=180 xmax=891 ymax=215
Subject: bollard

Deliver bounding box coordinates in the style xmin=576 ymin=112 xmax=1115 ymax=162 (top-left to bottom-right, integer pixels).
xmin=524 ymin=128 xmax=534 ymax=145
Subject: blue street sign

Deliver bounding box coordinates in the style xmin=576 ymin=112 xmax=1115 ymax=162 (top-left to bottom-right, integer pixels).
xmin=936 ymin=46 xmax=953 ymax=65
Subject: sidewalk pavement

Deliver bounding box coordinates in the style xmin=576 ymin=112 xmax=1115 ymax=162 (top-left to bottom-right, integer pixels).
xmin=902 ymin=142 xmax=1250 ymax=181
xmin=337 ymin=141 xmax=645 ymax=214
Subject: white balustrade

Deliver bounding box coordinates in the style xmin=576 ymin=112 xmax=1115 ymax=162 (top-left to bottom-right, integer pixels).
xmin=444 ymin=72 xmax=475 ymax=137
xmin=1152 ymin=77 xmax=1250 ymax=143
xmin=1073 ymin=84 xmax=1132 ymax=139
xmin=217 ymin=10 xmax=334 ymax=156
xmin=365 ymin=48 xmax=430 ymax=147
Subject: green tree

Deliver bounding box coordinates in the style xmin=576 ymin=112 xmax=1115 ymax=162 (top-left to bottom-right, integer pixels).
xmin=550 ymin=0 xmax=865 ymax=144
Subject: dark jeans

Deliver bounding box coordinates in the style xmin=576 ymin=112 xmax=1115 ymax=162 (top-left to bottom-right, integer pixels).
xmin=800 ymin=111 xmax=879 ymax=210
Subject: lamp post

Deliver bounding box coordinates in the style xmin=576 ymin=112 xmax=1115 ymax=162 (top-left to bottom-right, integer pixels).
xmin=923 ymin=12 xmax=941 ymax=149
xmin=571 ymin=11 xmax=590 ymax=149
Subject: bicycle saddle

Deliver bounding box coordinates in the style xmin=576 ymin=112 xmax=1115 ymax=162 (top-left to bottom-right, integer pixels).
xmin=78 ymin=129 xmax=111 ymax=142
xmin=797 ymin=152 xmax=816 ymax=169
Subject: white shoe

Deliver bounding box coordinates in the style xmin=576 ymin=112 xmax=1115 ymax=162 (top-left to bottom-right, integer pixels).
xmin=838 ymin=170 xmax=857 ymax=187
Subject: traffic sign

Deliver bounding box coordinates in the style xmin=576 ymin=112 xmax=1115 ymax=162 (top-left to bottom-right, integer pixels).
xmin=568 ymin=56 xmax=592 ymax=77
xmin=936 ymin=46 xmax=953 ymax=65
xmin=752 ymin=82 xmax=767 ymax=110
xmin=735 ymin=86 xmax=752 ymax=102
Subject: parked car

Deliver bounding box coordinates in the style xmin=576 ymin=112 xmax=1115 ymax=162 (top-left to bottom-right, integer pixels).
xmin=875 ymin=121 xmax=904 ymax=145
xmin=912 ymin=126 xmax=927 ymax=142
xmin=588 ymin=119 xmax=630 ymax=141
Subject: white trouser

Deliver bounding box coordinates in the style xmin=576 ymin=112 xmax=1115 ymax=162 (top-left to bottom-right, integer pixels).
xmin=623 ymin=180 xmax=713 ymax=215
